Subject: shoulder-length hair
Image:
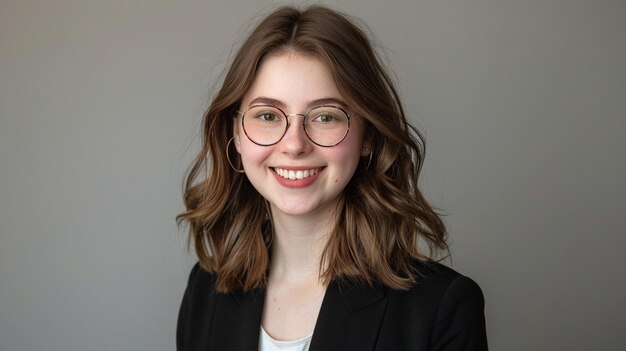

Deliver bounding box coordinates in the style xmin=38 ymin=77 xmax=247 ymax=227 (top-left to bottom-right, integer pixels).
xmin=177 ymin=5 xmax=448 ymax=293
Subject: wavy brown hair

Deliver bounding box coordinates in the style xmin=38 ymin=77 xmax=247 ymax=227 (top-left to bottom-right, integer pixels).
xmin=177 ymin=5 xmax=448 ymax=293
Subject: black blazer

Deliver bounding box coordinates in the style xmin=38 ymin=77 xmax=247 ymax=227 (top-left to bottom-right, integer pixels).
xmin=177 ymin=261 xmax=488 ymax=350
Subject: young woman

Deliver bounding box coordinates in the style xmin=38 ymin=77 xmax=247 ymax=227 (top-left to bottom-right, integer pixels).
xmin=176 ymin=5 xmax=487 ymax=351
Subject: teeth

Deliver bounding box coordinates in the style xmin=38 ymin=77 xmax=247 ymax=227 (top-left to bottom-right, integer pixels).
xmin=274 ymin=167 xmax=320 ymax=180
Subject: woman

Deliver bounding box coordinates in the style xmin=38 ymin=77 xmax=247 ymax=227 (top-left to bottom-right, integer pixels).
xmin=177 ymin=5 xmax=487 ymax=351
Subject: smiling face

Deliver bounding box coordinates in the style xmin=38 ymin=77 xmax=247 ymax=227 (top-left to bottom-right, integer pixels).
xmin=233 ymin=52 xmax=369 ymax=220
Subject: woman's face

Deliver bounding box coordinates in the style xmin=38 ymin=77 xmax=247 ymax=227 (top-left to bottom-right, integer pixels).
xmin=234 ymin=52 xmax=369 ymax=219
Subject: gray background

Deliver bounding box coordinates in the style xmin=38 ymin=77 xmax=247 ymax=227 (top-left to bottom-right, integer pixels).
xmin=1 ymin=0 xmax=624 ymax=350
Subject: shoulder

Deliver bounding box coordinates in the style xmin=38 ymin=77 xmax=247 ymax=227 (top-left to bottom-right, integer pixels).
xmin=384 ymin=260 xmax=484 ymax=308
xmin=409 ymin=260 xmax=484 ymax=301
xmin=182 ymin=262 xmax=218 ymax=295
xmin=178 ymin=263 xmax=221 ymax=317
xmin=177 ymin=262 xmax=218 ymax=310
xmin=177 ymin=263 xmax=218 ymax=350
xmin=385 ymin=260 xmax=488 ymax=350
xmin=404 ymin=260 xmax=486 ymax=321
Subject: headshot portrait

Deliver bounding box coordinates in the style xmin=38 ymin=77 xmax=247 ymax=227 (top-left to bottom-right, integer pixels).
xmin=1 ymin=1 xmax=624 ymax=351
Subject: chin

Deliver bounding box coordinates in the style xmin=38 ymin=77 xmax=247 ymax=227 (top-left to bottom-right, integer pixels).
xmin=273 ymin=203 xmax=318 ymax=216
xmin=271 ymin=197 xmax=338 ymax=218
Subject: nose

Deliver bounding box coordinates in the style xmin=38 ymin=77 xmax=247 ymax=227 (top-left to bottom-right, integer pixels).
xmin=278 ymin=114 xmax=311 ymax=157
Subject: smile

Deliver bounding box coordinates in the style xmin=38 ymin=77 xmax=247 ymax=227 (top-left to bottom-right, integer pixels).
xmin=273 ymin=167 xmax=322 ymax=180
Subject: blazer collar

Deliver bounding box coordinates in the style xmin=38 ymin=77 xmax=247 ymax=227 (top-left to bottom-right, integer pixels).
xmin=208 ymin=279 xmax=387 ymax=351
xmin=208 ymin=287 xmax=265 ymax=351
xmin=310 ymin=278 xmax=387 ymax=351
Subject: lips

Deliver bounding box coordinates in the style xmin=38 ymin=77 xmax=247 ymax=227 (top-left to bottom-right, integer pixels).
xmin=273 ymin=167 xmax=322 ymax=180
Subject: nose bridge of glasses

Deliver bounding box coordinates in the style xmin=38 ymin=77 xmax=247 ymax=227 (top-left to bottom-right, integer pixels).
xmin=283 ymin=113 xmax=307 ymax=138
xmin=284 ymin=112 xmax=307 ymax=125
xmin=277 ymin=113 xmax=310 ymax=151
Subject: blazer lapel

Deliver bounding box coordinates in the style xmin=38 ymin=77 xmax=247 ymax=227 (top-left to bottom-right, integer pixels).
xmin=208 ymin=288 xmax=265 ymax=351
xmin=310 ymin=279 xmax=387 ymax=351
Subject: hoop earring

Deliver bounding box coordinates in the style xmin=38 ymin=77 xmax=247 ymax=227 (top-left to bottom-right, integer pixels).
xmin=226 ymin=137 xmax=245 ymax=173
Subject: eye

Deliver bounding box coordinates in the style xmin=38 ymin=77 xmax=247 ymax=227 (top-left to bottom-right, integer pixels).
xmin=250 ymin=108 xmax=283 ymax=123
xmin=314 ymin=113 xmax=337 ymax=123
xmin=258 ymin=112 xmax=279 ymax=122
xmin=310 ymin=108 xmax=347 ymax=124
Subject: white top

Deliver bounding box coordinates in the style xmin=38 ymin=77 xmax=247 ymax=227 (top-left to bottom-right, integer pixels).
xmin=259 ymin=327 xmax=313 ymax=351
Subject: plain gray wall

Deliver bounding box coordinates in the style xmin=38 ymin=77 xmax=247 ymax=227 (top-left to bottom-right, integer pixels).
xmin=1 ymin=0 xmax=624 ymax=350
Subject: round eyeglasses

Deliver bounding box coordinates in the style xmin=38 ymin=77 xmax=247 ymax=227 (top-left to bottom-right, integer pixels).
xmin=240 ymin=104 xmax=351 ymax=147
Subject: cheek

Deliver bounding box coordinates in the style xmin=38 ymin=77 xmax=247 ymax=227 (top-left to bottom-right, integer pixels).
xmin=338 ymin=128 xmax=365 ymax=162
xmin=334 ymin=147 xmax=361 ymax=166
xmin=331 ymin=129 xmax=365 ymax=180
xmin=328 ymin=143 xmax=363 ymax=180
xmin=239 ymin=143 xmax=272 ymax=167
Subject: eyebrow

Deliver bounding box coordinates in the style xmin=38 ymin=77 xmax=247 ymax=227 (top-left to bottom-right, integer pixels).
xmin=247 ymin=96 xmax=348 ymax=110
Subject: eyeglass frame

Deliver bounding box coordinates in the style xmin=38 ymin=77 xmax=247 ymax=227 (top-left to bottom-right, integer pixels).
xmin=238 ymin=104 xmax=352 ymax=147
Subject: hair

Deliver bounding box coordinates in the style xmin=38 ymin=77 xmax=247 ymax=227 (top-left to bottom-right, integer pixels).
xmin=177 ymin=5 xmax=448 ymax=293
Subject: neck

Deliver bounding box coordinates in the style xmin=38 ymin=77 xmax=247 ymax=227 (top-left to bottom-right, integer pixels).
xmin=268 ymin=206 xmax=336 ymax=283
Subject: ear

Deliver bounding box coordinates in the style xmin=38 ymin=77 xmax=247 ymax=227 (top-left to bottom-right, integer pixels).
xmin=232 ymin=117 xmax=241 ymax=153
xmin=361 ymin=140 xmax=372 ymax=157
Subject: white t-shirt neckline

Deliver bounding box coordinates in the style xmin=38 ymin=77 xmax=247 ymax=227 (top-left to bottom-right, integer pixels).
xmin=259 ymin=327 xmax=313 ymax=351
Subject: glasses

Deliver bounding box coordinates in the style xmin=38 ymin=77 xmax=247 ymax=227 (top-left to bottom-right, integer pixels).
xmin=240 ymin=104 xmax=351 ymax=147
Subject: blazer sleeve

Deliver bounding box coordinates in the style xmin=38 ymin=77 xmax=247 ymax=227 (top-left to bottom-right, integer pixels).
xmin=430 ymin=275 xmax=488 ymax=351
xmin=176 ymin=263 xmax=200 ymax=351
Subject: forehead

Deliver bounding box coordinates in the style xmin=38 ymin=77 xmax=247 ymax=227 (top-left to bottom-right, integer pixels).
xmin=242 ymin=52 xmax=344 ymax=110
